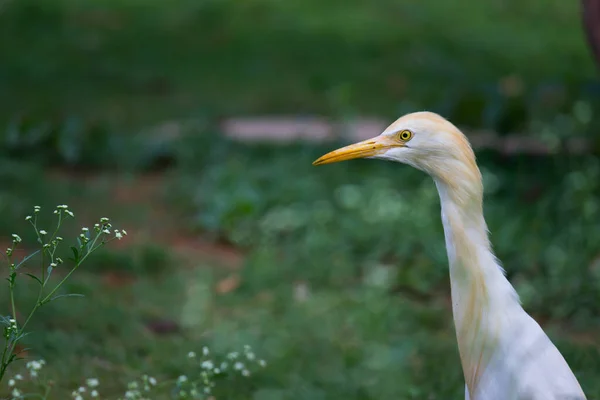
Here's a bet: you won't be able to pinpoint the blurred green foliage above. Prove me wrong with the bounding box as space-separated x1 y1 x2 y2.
171 131 600 324
1 0 600 135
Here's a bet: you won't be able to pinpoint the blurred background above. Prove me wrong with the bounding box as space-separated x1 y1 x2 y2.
1 0 600 398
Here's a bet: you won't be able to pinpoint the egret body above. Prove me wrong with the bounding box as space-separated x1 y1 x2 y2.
313 112 586 400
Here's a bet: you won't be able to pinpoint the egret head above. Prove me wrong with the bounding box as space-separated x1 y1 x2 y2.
313 112 481 194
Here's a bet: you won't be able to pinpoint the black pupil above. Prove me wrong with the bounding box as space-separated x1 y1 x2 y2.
402 132 409 139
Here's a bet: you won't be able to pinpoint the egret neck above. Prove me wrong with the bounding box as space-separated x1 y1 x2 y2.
433 173 520 395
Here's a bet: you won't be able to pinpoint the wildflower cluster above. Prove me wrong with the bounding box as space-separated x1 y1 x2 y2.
173 344 268 399
6 234 22 259
25 359 45 378
71 377 101 400
87 217 127 242
3 318 17 340
6 359 46 399
115 344 268 399
7 373 24 399
119 374 157 400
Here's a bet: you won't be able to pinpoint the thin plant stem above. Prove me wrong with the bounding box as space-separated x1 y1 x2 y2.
10 288 16 330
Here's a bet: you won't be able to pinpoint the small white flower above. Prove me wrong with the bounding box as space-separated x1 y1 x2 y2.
12 388 21 398
86 378 99 387
90 390 99 398
242 369 250 377
213 368 220 374
227 351 239 359
8 379 15 386
25 216 32 221
30 370 38 378
204 387 211 394
14 374 23 380
122 229 128 236
127 381 138 390
102 229 110 235
187 351 196 358
56 236 63 241
124 390 136 399
220 361 228 370
201 360 214 370
246 352 256 360
27 360 43 370
50 263 57 268
234 361 244 370
39 230 47 235
34 206 41 212
177 375 188 383
148 376 157 386
11 234 21 243
82 227 89 232
75 395 84 400
115 231 123 240
258 359 267 367
100 217 110 223
66 210 74 217
202 346 209 356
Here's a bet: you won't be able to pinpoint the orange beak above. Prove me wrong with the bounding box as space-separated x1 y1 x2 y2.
312 136 403 166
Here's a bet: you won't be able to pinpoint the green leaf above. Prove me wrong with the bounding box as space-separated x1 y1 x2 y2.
45 266 54 284
15 249 41 269
47 293 85 303
25 273 43 286
70 246 79 263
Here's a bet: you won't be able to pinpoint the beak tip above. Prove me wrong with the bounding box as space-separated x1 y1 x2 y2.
312 157 325 166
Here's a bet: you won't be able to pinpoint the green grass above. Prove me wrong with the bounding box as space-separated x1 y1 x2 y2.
2 249 598 399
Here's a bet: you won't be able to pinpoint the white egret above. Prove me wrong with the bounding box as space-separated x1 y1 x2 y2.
313 112 586 400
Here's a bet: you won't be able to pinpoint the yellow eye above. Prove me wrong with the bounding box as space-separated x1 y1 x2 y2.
398 130 413 141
